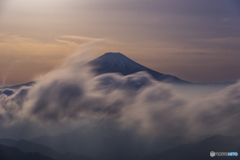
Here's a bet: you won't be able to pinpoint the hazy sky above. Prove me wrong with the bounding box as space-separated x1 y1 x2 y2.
0 0 240 85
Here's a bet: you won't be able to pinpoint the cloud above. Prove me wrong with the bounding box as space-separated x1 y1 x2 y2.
0 34 100 85
1 46 240 144
0 0 7 13
57 35 100 41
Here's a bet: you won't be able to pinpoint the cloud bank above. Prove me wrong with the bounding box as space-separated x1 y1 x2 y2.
0 48 240 142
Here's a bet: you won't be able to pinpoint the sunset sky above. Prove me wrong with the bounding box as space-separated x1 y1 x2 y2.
0 0 240 85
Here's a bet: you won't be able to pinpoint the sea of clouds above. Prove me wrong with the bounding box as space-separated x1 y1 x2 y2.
0 45 240 146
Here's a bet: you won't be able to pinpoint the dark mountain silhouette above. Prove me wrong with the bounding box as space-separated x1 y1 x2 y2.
142 135 240 160
0 82 35 90
87 52 190 84
31 125 153 160
30 132 240 160
30 125 194 160
3 134 240 160
0 144 54 160
0 89 15 96
0 82 35 96
0 139 93 160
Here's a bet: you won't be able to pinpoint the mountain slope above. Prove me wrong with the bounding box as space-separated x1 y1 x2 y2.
142 135 240 160
0 144 54 160
31 125 151 160
87 52 189 84
0 82 35 90
0 139 93 160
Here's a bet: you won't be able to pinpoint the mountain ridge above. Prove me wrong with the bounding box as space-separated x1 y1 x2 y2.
0 144 54 160
142 135 240 160
0 139 93 160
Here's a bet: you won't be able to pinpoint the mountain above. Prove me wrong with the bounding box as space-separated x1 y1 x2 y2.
31 125 152 160
0 144 54 160
0 82 35 96
30 130 240 160
0 82 35 90
30 125 192 160
0 89 15 96
0 52 189 94
0 139 93 160
87 52 189 84
142 135 240 160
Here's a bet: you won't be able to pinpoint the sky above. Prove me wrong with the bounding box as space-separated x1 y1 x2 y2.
0 0 240 85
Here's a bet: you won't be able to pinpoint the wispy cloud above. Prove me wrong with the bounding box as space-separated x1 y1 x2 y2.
0 34 101 85
57 35 100 41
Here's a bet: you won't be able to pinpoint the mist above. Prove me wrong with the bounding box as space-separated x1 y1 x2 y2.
0 46 239 156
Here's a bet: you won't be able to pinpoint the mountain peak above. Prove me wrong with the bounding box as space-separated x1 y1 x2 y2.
103 52 124 56
88 52 143 72
87 52 190 84
96 52 131 63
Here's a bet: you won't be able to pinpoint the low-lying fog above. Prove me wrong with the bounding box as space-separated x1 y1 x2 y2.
0 47 239 157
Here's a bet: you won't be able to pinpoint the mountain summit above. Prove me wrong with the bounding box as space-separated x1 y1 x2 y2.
87 52 189 84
